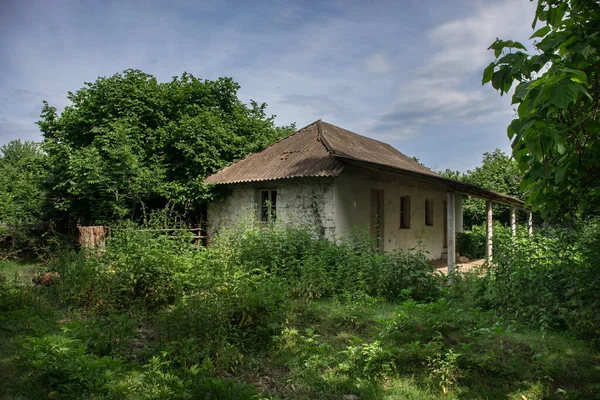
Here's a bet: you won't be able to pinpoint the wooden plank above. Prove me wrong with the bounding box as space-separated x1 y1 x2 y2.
447 192 456 275
528 211 533 236
110 227 203 232
486 201 493 261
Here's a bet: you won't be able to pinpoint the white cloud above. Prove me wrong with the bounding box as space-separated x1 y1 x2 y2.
425 0 536 73
369 0 536 141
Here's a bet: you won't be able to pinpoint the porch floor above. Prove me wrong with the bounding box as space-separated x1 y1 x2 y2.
429 258 486 275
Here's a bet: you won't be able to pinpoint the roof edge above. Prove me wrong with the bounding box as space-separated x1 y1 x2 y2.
333 154 525 207
205 119 325 184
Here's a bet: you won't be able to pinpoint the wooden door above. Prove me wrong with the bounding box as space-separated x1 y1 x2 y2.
370 189 384 250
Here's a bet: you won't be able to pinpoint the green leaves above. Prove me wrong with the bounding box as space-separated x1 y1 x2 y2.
483 0 600 215
38 70 295 224
491 68 514 94
549 80 580 109
482 62 495 85
530 25 550 39
488 39 527 58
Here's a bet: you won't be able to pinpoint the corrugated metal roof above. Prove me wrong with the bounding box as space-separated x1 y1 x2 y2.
204 120 437 185
318 121 440 178
204 121 344 184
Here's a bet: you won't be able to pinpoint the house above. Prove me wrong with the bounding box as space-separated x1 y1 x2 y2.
204 120 526 270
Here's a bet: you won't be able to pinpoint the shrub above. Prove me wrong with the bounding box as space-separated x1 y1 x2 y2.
18 335 124 397
50 221 203 311
457 225 486 259
482 224 600 340
154 271 290 357
212 223 441 302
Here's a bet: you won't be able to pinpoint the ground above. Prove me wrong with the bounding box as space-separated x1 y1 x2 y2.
1 260 599 399
430 258 486 275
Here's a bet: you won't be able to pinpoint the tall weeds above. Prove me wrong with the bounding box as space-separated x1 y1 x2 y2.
482 222 600 341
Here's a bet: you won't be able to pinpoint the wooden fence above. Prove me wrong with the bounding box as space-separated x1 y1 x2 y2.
78 226 208 249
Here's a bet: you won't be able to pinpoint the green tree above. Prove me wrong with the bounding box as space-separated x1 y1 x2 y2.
483 0 600 216
462 149 523 227
0 140 46 226
439 149 523 228
38 70 294 224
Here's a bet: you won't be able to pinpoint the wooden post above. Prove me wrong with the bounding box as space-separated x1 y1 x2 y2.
528 211 533 236
447 192 456 274
486 201 493 261
510 206 517 237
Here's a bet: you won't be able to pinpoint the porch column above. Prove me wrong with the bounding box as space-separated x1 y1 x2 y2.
510 206 517 237
455 195 463 233
486 200 493 261
447 192 456 274
528 211 533 236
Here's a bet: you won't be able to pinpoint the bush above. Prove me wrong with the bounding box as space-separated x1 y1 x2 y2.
457 225 486 259
50 221 202 311
482 224 600 340
18 334 262 399
154 271 290 357
457 223 511 260
212 224 441 302
19 335 124 397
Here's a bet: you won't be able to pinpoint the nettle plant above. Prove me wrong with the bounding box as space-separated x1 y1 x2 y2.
483 0 600 214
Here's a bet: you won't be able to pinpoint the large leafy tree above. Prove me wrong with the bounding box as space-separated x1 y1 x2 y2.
0 140 46 226
483 0 600 215
38 70 294 224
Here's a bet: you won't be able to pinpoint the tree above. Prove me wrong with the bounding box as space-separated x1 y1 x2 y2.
483 0 600 216
439 149 523 228
38 70 294 224
0 140 46 226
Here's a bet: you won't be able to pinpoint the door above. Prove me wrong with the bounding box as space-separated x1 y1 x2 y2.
370 189 384 250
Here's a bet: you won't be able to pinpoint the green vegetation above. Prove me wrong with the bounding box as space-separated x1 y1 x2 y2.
1 2 599 398
0 141 47 254
483 0 600 215
440 149 524 228
1 223 599 399
36 70 294 225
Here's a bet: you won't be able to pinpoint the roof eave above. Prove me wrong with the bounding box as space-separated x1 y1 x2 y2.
333 155 525 208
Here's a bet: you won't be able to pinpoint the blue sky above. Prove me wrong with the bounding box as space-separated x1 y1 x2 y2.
0 0 537 171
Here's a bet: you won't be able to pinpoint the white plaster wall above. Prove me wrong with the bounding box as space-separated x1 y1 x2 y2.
333 167 449 259
207 178 336 239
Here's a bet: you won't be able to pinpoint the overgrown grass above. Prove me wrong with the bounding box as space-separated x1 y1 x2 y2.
1 222 599 399
483 222 600 342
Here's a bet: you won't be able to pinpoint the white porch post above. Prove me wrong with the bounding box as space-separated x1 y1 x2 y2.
510 206 517 237
455 195 463 233
447 192 456 274
528 211 533 236
486 200 493 261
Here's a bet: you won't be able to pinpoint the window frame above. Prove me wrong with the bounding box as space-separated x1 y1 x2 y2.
399 195 411 229
258 189 277 223
425 198 434 226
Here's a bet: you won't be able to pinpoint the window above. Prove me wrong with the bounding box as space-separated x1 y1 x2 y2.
258 189 277 222
425 198 434 226
400 195 411 229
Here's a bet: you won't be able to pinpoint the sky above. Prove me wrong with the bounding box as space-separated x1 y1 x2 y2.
0 0 538 172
